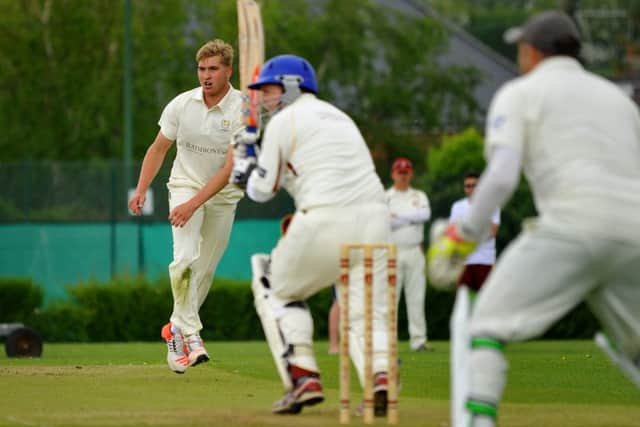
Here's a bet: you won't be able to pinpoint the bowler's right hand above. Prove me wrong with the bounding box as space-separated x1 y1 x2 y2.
128 191 145 216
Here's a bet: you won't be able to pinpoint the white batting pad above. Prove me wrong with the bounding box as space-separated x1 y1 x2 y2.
251 254 293 390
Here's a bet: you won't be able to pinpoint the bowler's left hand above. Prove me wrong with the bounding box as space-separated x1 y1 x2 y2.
169 201 197 227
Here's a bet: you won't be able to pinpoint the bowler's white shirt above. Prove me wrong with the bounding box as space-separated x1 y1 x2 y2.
450 198 499 265
248 94 385 209
159 85 244 203
385 187 430 247
485 57 640 238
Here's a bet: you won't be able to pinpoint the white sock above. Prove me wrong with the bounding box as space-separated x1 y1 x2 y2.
171 324 180 336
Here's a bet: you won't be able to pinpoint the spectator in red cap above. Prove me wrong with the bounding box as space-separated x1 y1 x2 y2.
385 157 433 351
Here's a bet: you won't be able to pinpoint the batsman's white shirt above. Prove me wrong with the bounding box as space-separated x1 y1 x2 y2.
159 86 244 204
450 198 500 265
249 94 384 209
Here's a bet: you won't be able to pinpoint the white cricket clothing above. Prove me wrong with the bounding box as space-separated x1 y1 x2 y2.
483 57 640 240
385 187 430 248
168 188 237 336
247 93 392 387
247 94 385 209
395 245 428 349
385 186 430 349
467 56 640 412
450 198 499 265
158 85 243 335
159 85 244 204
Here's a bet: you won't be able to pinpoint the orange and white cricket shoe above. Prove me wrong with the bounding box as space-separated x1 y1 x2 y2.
185 334 210 367
161 322 189 374
272 366 324 414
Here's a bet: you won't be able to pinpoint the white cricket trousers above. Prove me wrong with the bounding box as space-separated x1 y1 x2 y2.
396 245 427 350
168 187 237 336
269 203 393 385
469 222 640 404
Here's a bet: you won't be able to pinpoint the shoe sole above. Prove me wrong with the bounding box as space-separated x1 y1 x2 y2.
190 353 210 367
273 402 303 415
297 392 324 407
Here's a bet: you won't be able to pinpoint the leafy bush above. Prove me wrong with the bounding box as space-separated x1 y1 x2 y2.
2 275 601 342
30 301 92 342
0 277 43 323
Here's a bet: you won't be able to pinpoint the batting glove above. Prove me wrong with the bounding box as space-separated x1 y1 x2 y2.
426 219 477 291
230 128 260 188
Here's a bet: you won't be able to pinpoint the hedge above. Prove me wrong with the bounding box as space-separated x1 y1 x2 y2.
0 277 43 323
0 276 600 342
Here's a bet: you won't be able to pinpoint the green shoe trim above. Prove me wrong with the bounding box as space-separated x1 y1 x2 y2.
466 399 497 418
471 337 504 351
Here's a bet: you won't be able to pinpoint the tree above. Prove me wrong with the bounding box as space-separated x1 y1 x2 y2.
422 127 536 251
0 0 480 165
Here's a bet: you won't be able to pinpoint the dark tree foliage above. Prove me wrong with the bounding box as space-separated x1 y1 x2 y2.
0 0 480 164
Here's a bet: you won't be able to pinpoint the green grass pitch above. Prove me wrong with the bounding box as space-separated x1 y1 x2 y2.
1 340 638 426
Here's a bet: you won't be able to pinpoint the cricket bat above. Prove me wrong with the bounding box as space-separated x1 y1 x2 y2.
237 0 264 133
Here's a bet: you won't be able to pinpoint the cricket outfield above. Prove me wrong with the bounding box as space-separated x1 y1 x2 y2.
0 340 638 427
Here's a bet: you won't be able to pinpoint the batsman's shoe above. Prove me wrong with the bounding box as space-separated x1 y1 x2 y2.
161 322 189 374
272 375 324 414
374 372 389 417
354 372 391 418
185 334 210 367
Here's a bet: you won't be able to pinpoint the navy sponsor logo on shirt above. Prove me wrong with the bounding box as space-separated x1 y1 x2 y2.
490 115 506 130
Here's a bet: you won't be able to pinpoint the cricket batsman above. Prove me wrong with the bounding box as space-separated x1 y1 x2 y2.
230 54 394 416
428 10 640 427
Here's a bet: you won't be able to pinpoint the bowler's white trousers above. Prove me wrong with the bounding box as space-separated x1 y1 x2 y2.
168 187 237 336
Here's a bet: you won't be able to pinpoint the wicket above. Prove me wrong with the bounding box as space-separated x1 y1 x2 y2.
339 243 398 424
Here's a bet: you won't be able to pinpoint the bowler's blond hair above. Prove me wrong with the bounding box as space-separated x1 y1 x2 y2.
196 39 234 66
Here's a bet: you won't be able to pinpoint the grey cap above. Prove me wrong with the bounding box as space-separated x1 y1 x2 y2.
504 10 581 53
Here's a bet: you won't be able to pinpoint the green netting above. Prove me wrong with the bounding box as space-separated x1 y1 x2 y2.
1 160 295 222
0 220 281 302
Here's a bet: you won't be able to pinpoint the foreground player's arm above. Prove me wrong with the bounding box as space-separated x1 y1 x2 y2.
169 148 234 227
459 81 525 241
129 131 174 215
459 146 521 240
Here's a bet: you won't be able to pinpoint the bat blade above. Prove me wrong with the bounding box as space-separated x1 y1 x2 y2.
237 0 264 131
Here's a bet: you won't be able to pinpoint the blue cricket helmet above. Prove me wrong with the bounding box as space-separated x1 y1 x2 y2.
248 54 318 94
